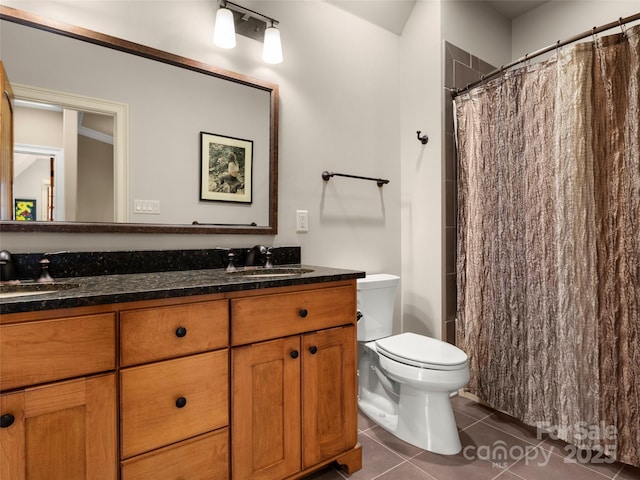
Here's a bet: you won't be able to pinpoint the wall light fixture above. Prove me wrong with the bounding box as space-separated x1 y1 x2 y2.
213 0 283 64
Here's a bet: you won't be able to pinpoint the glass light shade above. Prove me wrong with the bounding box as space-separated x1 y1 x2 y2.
262 26 283 64
213 8 236 49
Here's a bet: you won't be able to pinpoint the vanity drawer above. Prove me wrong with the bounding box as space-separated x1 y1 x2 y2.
120 300 228 366
120 349 229 458
121 428 228 480
231 285 356 345
0 313 116 391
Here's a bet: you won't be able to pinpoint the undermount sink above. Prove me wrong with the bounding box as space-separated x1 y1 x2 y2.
0 282 80 299
226 267 314 278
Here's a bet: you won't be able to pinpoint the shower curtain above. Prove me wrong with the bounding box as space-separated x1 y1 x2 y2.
455 25 639 467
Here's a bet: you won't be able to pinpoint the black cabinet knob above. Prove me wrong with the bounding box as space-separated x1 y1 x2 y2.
175 327 187 338
0 414 15 428
299 308 308 318
309 345 318 354
290 350 299 359
175 397 187 408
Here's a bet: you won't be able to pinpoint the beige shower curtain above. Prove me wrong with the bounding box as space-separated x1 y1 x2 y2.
455 25 639 467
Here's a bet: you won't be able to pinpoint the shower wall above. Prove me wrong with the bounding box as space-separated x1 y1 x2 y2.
442 41 495 345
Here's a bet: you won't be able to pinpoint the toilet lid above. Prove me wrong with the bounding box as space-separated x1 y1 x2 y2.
375 332 468 371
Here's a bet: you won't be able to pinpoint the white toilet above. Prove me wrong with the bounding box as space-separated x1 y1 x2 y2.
357 274 470 455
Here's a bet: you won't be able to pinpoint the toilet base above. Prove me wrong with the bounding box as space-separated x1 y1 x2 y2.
358 386 462 455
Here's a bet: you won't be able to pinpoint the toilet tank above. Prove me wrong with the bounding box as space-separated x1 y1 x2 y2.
356 274 399 341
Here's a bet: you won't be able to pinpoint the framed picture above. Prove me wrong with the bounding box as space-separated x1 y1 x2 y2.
14 198 37 221
200 132 253 203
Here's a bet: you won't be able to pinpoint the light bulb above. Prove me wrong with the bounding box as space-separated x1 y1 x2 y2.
213 8 236 49
263 26 283 64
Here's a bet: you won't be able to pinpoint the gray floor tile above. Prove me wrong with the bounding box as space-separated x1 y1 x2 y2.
304 466 348 480
358 411 378 432
481 411 543 446
451 395 495 421
315 399 639 480
363 425 424 460
616 464 640 479
341 432 405 479
377 461 438 479
409 421 536 480
493 471 528 479
507 446 617 480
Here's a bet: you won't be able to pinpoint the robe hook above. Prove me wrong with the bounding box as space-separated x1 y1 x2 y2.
416 131 429 145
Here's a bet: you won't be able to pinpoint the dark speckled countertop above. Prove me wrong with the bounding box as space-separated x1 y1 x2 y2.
0 265 365 314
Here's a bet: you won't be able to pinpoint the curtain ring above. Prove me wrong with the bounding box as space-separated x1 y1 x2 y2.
592 26 598 44
618 17 627 37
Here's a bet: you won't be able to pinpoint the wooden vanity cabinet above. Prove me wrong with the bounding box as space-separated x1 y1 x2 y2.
0 278 361 479
118 299 229 479
0 312 118 480
230 283 361 480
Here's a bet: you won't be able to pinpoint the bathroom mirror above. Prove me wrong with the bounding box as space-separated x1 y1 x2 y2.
0 6 278 234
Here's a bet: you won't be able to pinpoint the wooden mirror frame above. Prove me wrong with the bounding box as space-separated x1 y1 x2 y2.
0 6 278 235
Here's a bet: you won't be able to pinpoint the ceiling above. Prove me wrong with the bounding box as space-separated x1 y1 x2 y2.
325 0 549 35
486 1 549 19
325 0 417 36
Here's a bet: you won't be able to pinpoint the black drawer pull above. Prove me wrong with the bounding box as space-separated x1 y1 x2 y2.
0 414 15 428
298 308 308 318
309 346 318 354
175 327 187 338
290 350 299 359
175 397 187 408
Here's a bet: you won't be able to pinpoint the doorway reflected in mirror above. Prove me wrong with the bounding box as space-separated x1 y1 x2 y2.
14 100 114 223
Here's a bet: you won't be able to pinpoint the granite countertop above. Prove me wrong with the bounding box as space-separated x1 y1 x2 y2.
0 265 366 314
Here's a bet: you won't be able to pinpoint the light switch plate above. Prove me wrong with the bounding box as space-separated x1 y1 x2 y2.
134 199 160 215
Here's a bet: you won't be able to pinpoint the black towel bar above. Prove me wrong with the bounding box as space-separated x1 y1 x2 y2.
321 171 389 187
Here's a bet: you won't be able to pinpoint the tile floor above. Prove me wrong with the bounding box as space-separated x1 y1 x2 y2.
306 396 640 480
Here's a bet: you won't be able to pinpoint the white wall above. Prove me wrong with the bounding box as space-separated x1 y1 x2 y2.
397 0 511 339
0 0 401 279
399 0 443 337
14 107 63 147
77 135 114 223
512 1 640 59
2 0 636 340
442 0 511 68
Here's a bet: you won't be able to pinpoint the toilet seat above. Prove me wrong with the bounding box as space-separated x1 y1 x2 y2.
375 332 468 371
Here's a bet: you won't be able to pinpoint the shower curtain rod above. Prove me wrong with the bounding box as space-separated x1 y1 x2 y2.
452 12 640 97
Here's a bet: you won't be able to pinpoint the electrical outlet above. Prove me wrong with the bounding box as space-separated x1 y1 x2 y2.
296 210 309 233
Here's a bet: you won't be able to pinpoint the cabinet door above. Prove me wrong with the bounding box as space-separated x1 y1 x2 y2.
302 326 357 469
232 337 301 480
0 374 117 480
